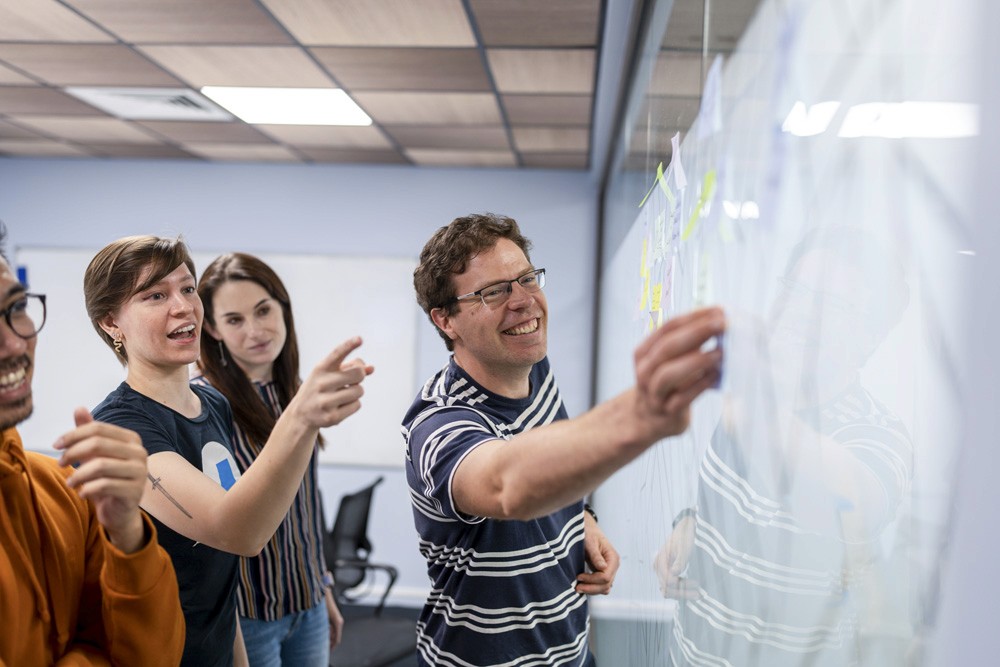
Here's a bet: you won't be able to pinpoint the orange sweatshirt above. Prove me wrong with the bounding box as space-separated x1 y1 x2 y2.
0 428 185 666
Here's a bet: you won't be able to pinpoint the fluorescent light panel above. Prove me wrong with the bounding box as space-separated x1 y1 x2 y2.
200 87 372 126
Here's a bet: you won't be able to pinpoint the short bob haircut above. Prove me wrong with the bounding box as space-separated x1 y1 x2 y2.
84 235 196 366
413 213 532 351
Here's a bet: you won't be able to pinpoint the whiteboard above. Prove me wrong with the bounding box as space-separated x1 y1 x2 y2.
15 247 418 468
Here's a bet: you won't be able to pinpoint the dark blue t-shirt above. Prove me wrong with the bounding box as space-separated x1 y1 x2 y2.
403 357 594 667
94 381 240 667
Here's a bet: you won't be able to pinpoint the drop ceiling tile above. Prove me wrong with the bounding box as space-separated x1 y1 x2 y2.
503 94 591 125
298 146 408 164
386 125 509 150
0 139 90 157
262 0 475 47
0 119 45 139
649 51 704 97
0 0 113 42
136 120 271 144
470 0 600 47
86 142 197 159
0 86 106 115
0 62 34 85
488 49 595 94
8 116 160 143
353 92 501 125
182 142 299 161
67 0 292 44
311 47 490 91
256 123 391 148
139 46 331 88
513 127 589 152
0 45 182 86
405 148 515 167
521 152 589 169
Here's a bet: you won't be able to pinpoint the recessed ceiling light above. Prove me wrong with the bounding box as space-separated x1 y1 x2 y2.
200 87 372 126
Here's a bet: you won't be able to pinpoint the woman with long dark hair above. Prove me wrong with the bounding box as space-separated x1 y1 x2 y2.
193 252 344 665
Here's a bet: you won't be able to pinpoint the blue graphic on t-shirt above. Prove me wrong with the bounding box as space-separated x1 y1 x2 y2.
216 460 236 490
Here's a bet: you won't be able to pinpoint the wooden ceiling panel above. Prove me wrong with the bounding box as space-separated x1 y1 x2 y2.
353 92 501 125
0 119 45 139
86 142 196 159
0 44 182 86
256 123 391 148
0 0 113 42
139 46 330 88
406 148 516 167
136 120 271 144
8 116 160 143
488 49 595 94
297 146 408 164
649 51 705 97
182 142 299 161
470 0 600 47
262 0 475 47
0 139 89 156
386 125 509 150
67 0 293 45
0 62 34 85
513 127 589 152
311 47 490 91
503 94 592 126
521 152 589 169
0 86 106 115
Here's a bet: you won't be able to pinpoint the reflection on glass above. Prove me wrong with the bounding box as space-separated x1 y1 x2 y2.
656 228 914 666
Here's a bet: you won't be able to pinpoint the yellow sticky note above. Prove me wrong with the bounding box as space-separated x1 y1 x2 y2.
640 275 650 310
682 169 717 241
640 238 648 278
651 283 663 311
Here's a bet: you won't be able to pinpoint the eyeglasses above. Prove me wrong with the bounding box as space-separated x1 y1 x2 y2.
1 293 47 339
451 268 546 308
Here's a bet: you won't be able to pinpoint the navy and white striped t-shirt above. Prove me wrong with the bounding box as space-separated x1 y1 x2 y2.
402 356 594 667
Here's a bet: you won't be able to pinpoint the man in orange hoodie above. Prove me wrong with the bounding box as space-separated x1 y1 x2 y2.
0 225 185 667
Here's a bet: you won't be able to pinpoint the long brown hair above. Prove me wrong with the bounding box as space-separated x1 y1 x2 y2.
197 253 314 449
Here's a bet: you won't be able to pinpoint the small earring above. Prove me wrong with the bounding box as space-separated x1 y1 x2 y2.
113 335 124 356
218 339 228 367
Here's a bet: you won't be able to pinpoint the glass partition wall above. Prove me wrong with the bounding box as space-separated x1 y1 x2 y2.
592 0 976 665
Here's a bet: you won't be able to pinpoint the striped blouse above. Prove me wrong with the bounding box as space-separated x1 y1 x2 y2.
191 375 327 620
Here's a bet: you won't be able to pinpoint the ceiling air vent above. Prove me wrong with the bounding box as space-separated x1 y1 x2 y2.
64 87 234 121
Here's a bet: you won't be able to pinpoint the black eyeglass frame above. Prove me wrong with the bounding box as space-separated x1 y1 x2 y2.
447 268 547 308
1 292 47 339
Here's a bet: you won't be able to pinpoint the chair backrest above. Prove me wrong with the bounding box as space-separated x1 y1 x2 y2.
324 476 384 596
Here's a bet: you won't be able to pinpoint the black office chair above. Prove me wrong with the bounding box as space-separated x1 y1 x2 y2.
324 476 399 616
324 477 417 667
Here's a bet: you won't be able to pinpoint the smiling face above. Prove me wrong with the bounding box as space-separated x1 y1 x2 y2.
431 238 548 397
0 259 35 430
206 279 286 383
102 263 203 374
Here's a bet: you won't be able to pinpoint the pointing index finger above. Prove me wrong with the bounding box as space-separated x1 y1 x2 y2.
318 336 363 371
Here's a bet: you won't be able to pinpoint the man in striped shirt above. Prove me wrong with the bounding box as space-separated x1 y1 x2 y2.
404 213 725 666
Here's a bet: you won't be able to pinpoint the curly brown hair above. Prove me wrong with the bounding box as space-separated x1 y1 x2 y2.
414 213 532 351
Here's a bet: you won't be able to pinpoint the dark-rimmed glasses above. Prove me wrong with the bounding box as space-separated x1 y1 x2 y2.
1 293 47 339
450 268 546 308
